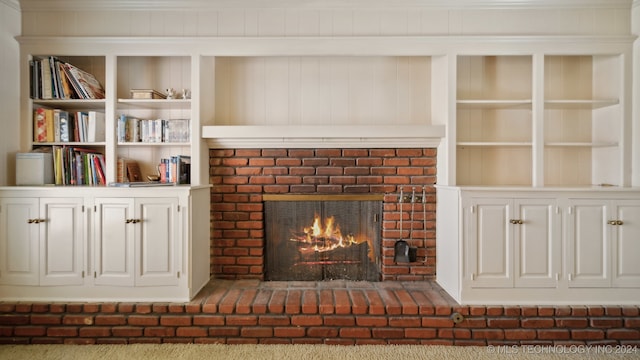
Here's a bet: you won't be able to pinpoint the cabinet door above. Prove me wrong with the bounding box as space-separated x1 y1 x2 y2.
135 198 179 286
466 198 513 287
612 200 640 287
39 198 85 286
514 199 559 288
566 199 610 287
94 198 135 286
0 198 39 286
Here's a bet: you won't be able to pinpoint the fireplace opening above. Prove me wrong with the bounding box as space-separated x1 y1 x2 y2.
264 195 382 281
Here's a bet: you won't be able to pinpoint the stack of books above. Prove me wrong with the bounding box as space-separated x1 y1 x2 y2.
117 115 190 143
30 56 105 100
33 108 105 143
52 146 105 185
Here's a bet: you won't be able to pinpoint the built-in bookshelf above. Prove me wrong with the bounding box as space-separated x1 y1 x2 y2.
455 53 626 187
456 55 533 186
116 56 192 183
24 54 196 186
29 55 107 185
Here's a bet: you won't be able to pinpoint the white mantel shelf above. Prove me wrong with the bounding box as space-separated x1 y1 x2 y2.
202 125 445 149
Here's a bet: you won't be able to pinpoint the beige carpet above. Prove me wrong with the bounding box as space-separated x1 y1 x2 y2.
1 344 638 360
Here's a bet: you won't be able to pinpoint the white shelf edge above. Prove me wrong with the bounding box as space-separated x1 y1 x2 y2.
545 142 619 148
544 99 619 109
202 125 445 139
202 125 445 149
117 99 191 109
457 142 532 147
457 99 532 109
33 142 106 146
117 142 191 146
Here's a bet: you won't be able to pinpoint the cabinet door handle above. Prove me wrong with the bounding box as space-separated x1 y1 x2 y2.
616 220 624 226
126 219 141 224
608 220 618 226
28 218 46 224
510 219 523 225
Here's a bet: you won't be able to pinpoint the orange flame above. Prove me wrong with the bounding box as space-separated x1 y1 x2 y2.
294 213 373 261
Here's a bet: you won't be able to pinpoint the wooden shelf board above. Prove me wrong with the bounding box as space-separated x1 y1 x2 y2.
544 99 619 109
117 99 191 109
456 99 532 109
545 142 618 148
457 142 532 147
32 99 106 110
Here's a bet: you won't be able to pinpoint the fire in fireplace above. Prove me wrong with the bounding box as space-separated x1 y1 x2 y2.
264 195 382 281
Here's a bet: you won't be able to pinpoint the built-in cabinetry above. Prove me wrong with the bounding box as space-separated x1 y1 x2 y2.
0 197 84 287
437 187 640 305
2 38 213 301
439 40 638 304
0 186 210 301
94 197 179 287
7 35 638 304
455 54 626 187
566 198 640 289
465 196 560 289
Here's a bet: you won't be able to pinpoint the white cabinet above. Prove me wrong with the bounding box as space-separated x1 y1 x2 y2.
466 196 559 289
566 198 640 288
94 197 179 287
0 187 210 301
0 197 84 286
0 198 39 285
437 187 640 305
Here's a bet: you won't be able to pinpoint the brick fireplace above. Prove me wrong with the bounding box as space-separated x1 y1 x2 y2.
209 148 437 281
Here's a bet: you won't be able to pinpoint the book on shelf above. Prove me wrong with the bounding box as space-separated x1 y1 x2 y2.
116 158 145 183
117 115 190 143
63 62 105 99
130 89 167 99
30 56 105 100
33 108 105 143
126 161 143 182
52 146 105 186
33 108 47 142
159 155 190 184
108 181 175 187
87 111 105 142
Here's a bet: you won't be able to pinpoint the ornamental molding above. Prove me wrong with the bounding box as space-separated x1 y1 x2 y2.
18 0 635 12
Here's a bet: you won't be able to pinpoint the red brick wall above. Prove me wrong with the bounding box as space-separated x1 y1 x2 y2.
209 148 437 281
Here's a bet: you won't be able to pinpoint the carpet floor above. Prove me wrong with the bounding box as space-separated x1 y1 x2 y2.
1 344 638 360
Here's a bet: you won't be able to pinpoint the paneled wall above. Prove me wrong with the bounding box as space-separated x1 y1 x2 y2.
0 0 20 186
18 0 632 37
214 56 431 126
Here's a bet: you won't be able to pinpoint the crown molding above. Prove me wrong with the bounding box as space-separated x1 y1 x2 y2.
1 0 20 11
18 0 635 12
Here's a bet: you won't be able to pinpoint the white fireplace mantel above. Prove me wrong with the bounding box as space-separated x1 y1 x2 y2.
202 125 445 149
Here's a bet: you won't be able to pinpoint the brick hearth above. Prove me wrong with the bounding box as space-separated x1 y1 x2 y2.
209 148 437 281
1 280 639 345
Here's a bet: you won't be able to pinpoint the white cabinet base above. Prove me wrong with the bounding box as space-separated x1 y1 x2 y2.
437 186 640 305
0 186 211 302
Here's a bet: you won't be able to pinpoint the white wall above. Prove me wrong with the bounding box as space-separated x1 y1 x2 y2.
19 0 632 37
633 0 640 185
0 0 20 186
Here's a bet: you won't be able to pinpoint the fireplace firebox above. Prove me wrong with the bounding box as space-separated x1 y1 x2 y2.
264 195 382 281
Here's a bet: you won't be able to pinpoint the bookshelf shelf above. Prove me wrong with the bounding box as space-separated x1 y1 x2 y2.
117 99 191 110
32 99 106 110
